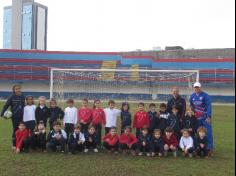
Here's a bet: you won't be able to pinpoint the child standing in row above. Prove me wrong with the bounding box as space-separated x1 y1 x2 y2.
49 98 64 130
78 98 92 134
181 109 198 137
133 102 150 138
35 96 50 127
64 99 78 138
167 106 181 140
91 100 106 147
158 103 169 135
120 102 132 134
148 103 159 134
104 100 121 134
23 95 36 132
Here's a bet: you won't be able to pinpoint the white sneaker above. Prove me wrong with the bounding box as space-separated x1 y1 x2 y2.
146 153 151 157
138 152 143 156
94 148 98 153
84 149 89 153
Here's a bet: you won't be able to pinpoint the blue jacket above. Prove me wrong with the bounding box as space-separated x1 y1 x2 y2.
84 132 99 144
120 111 132 128
1 94 25 119
138 134 151 146
190 91 212 119
49 107 64 123
148 111 159 131
167 95 186 118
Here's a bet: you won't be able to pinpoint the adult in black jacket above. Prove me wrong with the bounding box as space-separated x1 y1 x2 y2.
0 85 25 148
167 87 186 119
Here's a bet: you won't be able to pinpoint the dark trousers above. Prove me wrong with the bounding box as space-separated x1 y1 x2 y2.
196 147 208 157
68 143 85 154
103 141 119 151
46 139 66 152
94 124 102 147
185 147 194 154
85 141 97 149
105 127 111 135
25 120 36 132
135 128 142 138
120 143 137 151
20 138 30 152
151 144 164 153
138 142 150 153
30 133 46 150
80 123 89 134
12 116 23 146
64 123 74 138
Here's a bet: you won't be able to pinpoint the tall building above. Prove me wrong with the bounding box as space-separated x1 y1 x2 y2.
3 0 47 50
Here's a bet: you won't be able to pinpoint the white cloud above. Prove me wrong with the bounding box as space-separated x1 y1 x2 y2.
0 0 235 51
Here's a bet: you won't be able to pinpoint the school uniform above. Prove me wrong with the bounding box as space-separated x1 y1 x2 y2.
78 107 92 133
150 137 164 154
91 108 106 147
46 129 67 152
35 105 50 126
167 114 181 140
68 132 85 154
15 128 30 152
102 133 119 151
30 130 46 150
148 111 159 134
49 107 64 130
104 108 121 134
1 93 25 146
158 111 169 135
179 136 194 154
120 111 132 134
133 111 150 137
119 132 138 151
64 107 78 137
195 135 208 157
84 132 99 150
181 115 198 137
23 105 36 132
137 134 151 153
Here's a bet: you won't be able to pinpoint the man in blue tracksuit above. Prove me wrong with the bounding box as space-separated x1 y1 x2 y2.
1 85 25 149
189 82 213 155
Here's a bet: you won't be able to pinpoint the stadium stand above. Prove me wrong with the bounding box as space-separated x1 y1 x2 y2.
0 49 235 103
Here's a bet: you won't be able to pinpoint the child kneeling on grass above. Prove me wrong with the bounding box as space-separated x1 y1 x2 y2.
15 122 30 153
102 126 119 154
46 121 67 153
163 127 178 157
30 121 46 152
68 124 85 154
119 126 138 156
195 126 209 159
150 129 164 157
84 125 99 153
179 129 194 158
137 126 151 157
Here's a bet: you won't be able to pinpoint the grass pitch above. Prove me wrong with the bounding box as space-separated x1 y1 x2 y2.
0 102 235 176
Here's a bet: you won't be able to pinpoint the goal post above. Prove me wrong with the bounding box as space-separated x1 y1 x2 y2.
50 68 199 106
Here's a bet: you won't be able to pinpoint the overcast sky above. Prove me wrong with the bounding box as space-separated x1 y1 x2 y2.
0 0 235 52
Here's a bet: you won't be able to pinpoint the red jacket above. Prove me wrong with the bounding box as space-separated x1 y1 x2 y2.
133 111 150 128
119 132 138 145
15 129 30 149
102 133 119 146
78 107 92 124
91 108 106 125
163 134 178 147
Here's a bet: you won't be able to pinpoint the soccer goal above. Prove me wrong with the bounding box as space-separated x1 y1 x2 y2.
50 68 199 107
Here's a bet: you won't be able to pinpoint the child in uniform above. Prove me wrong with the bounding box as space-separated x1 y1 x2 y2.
35 96 50 127
68 125 85 154
102 126 119 154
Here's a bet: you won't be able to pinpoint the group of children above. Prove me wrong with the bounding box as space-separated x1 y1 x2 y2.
11 95 210 159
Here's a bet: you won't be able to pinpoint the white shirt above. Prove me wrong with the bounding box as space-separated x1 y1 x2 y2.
64 107 78 125
23 105 36 122
104 108 121 127
179 136 193 149
73 132 85 142
52 129 67 139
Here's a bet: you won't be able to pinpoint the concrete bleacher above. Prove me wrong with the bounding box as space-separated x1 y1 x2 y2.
0 49 235 103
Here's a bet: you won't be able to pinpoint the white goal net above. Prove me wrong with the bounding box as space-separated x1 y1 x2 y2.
50 68 199 107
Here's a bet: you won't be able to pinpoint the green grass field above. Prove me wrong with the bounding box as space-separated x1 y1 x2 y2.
0 102 235 176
